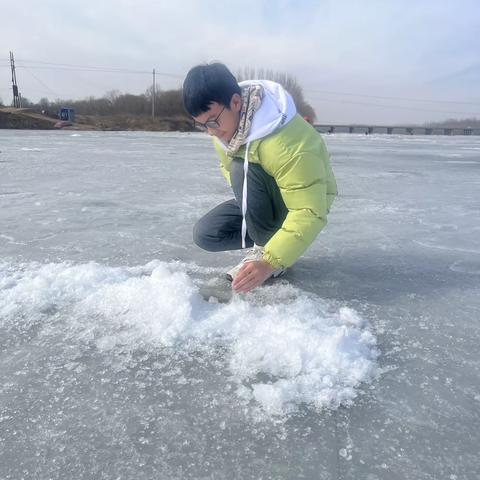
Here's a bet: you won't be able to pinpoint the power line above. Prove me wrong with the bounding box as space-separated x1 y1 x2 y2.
19 64 151 74
305 88 480 107
4 58 479 116
21 65 60 98
18 58 151 70
312 97 479 116
2 87 54 95
16 65 153 75
15 59 183 78
7 59 479 104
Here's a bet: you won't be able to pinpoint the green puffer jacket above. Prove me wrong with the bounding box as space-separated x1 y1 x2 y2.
213 114 337 270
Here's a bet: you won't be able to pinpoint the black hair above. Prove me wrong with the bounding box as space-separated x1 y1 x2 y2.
182 63 241 116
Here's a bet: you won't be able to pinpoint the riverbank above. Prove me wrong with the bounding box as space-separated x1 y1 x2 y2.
0 108 194 131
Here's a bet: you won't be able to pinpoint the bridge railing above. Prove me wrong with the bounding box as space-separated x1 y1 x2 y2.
313 125 480 136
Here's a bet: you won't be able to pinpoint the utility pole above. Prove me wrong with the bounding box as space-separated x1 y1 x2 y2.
152 68 156 119
10 51 21 108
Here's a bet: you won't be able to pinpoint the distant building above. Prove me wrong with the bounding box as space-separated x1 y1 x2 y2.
59 107 75 123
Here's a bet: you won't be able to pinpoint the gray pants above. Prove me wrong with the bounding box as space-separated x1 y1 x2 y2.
193 159 288 252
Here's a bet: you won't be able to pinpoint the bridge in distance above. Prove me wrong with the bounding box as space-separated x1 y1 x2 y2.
314 124 480 136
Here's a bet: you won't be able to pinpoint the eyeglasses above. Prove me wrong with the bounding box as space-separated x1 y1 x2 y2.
193 106 226 131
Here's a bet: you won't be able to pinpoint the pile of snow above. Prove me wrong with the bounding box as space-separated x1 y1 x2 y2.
0 260 379 415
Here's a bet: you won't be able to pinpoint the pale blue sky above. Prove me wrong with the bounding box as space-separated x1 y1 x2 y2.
1 0 479 123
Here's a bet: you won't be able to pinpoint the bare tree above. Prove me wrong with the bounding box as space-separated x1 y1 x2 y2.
24 70 315 121
236 67 316 120
104 90 121 107
156 89 184 117
426 117 480 128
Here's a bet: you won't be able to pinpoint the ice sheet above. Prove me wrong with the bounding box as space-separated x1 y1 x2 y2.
0 130 479 479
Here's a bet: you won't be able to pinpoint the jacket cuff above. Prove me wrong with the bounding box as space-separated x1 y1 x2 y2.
262 251 285 270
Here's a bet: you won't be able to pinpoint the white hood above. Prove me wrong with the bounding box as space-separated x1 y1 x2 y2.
238 79 297 144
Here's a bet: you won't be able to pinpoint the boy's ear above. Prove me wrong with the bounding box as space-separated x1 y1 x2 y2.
230 93 242 112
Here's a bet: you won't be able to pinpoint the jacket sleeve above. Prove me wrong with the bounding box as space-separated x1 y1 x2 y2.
262 149 329 269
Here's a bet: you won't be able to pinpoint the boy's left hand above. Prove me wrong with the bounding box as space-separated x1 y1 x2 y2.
232 260 274 293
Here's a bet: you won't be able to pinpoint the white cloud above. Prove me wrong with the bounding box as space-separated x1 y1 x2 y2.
1 0 479 123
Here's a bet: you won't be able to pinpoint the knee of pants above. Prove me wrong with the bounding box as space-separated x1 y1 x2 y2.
193 219 208 250
193 218 218 252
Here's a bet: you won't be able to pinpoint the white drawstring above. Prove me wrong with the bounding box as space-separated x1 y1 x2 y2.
241 143 250 249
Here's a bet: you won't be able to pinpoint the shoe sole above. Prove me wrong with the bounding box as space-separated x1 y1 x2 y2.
272 269 286 278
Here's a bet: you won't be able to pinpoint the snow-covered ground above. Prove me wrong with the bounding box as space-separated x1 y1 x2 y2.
1 130 479 479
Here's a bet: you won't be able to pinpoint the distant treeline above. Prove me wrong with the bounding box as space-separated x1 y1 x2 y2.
425 118 480 128
2 69 316 120
23 89 184 118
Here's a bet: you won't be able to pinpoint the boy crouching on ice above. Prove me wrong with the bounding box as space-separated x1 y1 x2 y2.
183 63 337 293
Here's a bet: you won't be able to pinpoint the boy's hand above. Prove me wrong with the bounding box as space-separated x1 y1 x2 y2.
232 260 274 294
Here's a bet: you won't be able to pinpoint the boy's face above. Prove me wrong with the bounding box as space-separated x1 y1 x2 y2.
193 94 241 145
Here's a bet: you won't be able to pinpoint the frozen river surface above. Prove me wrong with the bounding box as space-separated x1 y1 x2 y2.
1 130 479 479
